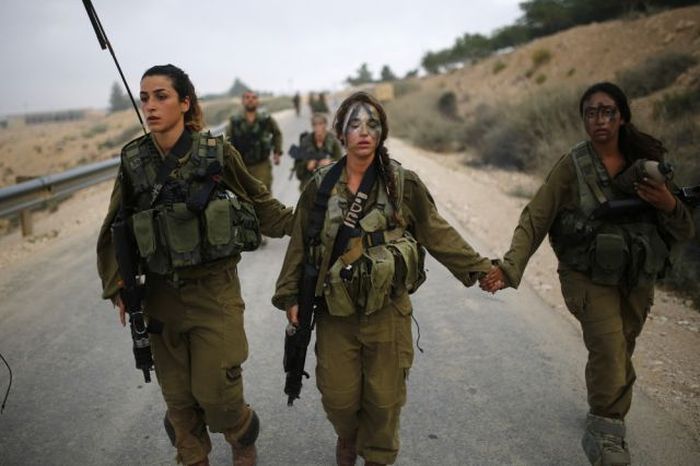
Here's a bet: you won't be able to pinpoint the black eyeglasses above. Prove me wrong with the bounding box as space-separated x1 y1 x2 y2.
583 106 618 122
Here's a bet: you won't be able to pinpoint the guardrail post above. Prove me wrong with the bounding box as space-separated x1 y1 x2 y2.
16 175 36 237
20 209 33 237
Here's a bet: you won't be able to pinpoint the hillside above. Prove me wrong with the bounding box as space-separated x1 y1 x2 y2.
424 5 700 121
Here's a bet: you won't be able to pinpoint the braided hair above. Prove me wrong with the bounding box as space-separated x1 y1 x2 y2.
142 64 204 132
333 92 403 224
579 82 666 162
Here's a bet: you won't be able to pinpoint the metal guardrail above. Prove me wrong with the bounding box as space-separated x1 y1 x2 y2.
0 123 227 235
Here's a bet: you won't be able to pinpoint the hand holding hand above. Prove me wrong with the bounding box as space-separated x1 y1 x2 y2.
479 266 506 294
635 177 676 214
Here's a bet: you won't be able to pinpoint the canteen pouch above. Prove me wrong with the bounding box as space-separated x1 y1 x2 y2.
388 234 426 294
160 202 202 268
131 209 157 259
230 196 261 251
204 198 239 260
323 257 357 317
629 227 669 287
590 233 627 286
362 245 395 315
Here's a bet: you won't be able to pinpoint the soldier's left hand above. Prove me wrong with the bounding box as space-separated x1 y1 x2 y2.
273 152 281 165
635 177 676 214
479 265 505 294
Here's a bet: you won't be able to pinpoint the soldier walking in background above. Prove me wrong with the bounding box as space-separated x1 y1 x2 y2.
293 91 301 117
292 112 342 191
227 90 283 192
480 82 695 466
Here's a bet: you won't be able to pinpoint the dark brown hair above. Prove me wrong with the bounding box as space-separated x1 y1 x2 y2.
579 81 666 162
333 92 402 223
142 64 204 132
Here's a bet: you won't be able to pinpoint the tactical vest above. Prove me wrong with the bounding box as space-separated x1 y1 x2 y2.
549 141 669 289
229 114 274 166
301 133 336 158
310 161 426 317
121 132 261 276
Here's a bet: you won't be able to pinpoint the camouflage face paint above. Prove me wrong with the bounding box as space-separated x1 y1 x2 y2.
342 102 382 141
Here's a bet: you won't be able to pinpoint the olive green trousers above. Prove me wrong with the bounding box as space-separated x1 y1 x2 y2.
146 266 254 464
559 269 653 419
245 159 273 192
315 294 414 465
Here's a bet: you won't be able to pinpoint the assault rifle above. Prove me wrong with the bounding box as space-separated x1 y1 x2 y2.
111 213 154 383
592 184 700 220
282 262 319 405
83 0 153 381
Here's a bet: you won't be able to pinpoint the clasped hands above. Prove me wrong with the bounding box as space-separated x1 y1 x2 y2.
479 265 506 294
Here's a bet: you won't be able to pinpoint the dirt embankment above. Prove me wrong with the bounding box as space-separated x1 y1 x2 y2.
422 6 700 118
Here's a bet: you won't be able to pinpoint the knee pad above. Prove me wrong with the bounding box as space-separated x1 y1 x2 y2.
237 410 260 446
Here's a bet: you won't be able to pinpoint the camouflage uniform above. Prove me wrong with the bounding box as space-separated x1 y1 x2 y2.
273 159 491 464
293 132 342 191
499 141 694 464
96 130 293 464
227 112 282 191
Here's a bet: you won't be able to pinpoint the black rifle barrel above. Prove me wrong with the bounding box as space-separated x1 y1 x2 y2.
82 0 146 135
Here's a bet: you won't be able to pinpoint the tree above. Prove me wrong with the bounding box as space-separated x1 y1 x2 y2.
404 69 419 79
380 65 397 82
109 82 130 113
346 63 374 86
228 78 251 97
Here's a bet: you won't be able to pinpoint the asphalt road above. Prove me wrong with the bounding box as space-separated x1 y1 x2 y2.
0 108 698 465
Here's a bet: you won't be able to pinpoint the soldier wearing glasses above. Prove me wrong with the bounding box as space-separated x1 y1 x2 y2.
480 82 695 465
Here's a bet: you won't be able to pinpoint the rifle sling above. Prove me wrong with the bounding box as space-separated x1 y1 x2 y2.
150 130 192 207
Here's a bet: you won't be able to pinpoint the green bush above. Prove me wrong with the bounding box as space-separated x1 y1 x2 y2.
653 86 700 120
99 124 142 150
531 48 552 68
616 52 697 98
437 91 460 120
385 89 468 152
535 74 547 85
82 123 108 138
394 80 421 97
492 60 507 74
465 87 583 171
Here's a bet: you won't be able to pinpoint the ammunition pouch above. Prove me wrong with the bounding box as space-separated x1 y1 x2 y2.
130 196 260 275
322 230 425 317
589 232 628 286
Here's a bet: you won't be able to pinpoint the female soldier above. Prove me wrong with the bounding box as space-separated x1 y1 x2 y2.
96 64 293 466
273 92 494 466
293 112 343 191
480 82 695 466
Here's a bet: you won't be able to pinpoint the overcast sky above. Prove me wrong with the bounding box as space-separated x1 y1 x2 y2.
0 0 522 116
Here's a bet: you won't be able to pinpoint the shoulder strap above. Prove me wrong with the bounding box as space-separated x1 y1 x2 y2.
329 160 378 265
571 142 607 215
149 131 192 207
307 158 346 246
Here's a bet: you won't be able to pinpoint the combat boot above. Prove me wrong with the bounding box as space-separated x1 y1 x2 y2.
231 442 257 466
581 413 631 466
189 459 209 466
336 435 357 466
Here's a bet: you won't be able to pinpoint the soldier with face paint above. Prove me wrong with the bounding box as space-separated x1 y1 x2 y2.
273 92 495 465
480 82 695 466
